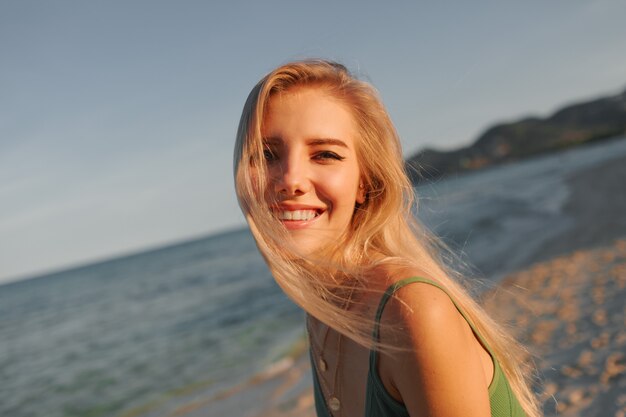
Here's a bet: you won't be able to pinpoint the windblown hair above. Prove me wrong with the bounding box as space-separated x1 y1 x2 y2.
234 59 540 417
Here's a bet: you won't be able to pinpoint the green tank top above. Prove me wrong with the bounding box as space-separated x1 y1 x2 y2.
311 277 527 417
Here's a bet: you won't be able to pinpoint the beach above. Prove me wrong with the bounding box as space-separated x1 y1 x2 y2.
202 146 626 417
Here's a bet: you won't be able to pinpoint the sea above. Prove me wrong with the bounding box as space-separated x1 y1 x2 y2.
2 137 626 417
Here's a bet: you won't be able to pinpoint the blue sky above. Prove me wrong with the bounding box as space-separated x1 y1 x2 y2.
1 1 625 284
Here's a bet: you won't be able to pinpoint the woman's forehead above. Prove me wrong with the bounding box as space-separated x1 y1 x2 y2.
261 88 357 143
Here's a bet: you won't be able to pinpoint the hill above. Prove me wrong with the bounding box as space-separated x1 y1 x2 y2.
406 87 626 182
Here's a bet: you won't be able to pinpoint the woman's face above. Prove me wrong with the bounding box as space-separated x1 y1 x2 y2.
261 87 365 255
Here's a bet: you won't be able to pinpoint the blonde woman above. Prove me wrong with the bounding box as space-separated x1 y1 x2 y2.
234 60 539 417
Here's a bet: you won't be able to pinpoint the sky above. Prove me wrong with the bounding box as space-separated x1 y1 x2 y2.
1 1 626 284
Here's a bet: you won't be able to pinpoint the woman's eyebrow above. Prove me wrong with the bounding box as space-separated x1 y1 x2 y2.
262 137 281 145
306 138 348 148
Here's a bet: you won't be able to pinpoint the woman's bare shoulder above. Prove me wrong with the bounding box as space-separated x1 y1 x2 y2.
379 271 462 337
376 268 493 416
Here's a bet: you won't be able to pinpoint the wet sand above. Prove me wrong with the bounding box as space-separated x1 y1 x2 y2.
200 150 626 417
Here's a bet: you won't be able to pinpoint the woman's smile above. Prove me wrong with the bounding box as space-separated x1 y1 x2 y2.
271 204 324 229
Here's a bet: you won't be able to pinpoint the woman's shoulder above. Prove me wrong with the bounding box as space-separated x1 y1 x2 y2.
363 264 462 340
368 264 452 312
378 269 462 333
375 268 494 415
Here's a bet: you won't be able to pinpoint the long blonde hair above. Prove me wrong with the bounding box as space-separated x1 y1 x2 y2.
234 59 539 417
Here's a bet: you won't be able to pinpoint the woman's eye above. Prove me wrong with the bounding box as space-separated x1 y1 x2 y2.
313 151 345 161
263 149 277 162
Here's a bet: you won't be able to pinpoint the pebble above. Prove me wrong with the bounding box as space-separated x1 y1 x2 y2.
568 388 586 405
591 332 610 349
577 350 594 367
601 352 626 385
593 309 608 326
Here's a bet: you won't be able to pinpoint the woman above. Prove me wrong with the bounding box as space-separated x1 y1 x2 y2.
234 60 539 417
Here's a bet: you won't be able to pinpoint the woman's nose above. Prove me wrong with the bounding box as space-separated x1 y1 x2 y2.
273 157 310 197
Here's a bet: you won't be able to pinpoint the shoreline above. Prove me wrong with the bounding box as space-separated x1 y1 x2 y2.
529 150 626 265
165 342 314 417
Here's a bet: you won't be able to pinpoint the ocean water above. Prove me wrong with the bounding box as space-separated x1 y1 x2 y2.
0 229 302 417
1 137 625 417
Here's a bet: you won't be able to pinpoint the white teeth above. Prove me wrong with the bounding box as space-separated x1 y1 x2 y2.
277 210 318 221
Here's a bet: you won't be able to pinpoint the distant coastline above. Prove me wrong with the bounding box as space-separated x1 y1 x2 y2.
407 86 626 182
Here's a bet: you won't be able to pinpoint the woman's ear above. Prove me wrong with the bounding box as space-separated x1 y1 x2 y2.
356 182 366 204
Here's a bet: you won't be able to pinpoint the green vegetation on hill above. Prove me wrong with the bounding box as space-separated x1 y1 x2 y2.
407 87 626 182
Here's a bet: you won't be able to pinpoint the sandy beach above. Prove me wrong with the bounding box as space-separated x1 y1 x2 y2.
199 147 626 417
485 238 626 416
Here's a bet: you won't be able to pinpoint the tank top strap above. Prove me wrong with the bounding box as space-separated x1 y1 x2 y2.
370 276 494 370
